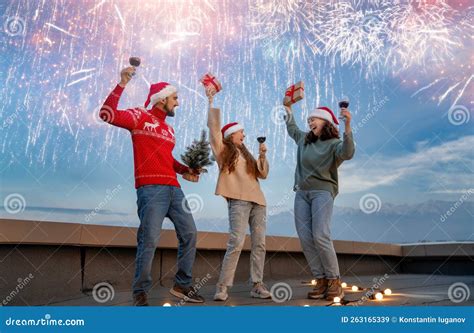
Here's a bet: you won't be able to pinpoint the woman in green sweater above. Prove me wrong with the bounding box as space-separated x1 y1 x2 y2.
284 104 355 301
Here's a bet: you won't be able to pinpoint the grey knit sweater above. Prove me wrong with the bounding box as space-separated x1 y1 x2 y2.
286 115 355 198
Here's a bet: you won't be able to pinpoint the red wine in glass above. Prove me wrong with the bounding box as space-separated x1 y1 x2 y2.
129 57 141 77
338 97 349 122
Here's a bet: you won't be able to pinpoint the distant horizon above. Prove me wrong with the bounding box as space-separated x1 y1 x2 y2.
2 197 472 244
1 196 472 216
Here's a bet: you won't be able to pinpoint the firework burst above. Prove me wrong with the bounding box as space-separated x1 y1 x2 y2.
249 0 323 62
0 0 471 170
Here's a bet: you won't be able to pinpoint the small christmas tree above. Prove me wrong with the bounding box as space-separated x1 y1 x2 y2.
180 130 214 173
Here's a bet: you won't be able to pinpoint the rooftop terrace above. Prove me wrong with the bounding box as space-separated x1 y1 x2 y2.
1 219 472 306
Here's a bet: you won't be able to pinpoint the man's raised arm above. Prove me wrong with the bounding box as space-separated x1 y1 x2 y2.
99 67 140 130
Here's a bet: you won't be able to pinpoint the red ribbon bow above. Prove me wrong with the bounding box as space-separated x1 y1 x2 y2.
285 84 304 104
202 75 220 92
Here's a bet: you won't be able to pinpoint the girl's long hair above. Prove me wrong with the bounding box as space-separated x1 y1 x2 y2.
304 122 340 145
220 136 259 179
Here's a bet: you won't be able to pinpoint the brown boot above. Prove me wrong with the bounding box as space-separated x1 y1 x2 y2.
307 278 328 299
326 278 344 301
133 292 149 306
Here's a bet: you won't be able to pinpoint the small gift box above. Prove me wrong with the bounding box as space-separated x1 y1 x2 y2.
200 73 222 94
283 81 304 106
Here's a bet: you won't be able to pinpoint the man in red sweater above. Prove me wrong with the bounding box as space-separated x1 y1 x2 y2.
100 66 204 305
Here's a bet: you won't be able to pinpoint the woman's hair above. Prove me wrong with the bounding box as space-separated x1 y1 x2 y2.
221 136 259 179
304 122 340 145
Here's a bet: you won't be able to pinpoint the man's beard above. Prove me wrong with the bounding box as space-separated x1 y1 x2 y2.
165 105 175 117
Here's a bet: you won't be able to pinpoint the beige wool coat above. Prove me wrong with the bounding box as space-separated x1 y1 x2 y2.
207 108 268 206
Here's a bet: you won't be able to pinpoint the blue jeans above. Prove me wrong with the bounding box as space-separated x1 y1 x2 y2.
132 185 197 295
217 199 267 287
294 190 340 279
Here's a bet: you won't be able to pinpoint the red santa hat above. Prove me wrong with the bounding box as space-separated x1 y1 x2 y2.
307 106 339 126
144 82 177 110
221 122 244 138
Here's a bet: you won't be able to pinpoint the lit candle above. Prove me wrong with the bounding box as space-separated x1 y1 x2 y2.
375 292 383 300
352 285 359 292
384 289 392 295
163 303 171 307
334 297 341 303
341 282 347 288
311 279 317 286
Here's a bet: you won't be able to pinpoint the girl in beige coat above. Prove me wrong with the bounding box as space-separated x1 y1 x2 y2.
206 91 271 301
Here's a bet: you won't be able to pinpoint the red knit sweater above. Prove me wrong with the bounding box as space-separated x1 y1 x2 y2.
100 84 189 188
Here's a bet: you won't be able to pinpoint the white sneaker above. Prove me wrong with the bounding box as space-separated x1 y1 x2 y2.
213 285 228 301
250 282 271 299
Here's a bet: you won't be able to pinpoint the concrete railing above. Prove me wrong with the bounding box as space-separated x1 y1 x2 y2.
0 219 472 305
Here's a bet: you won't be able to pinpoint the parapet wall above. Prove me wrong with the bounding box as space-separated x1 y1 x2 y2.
0 219 472 305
